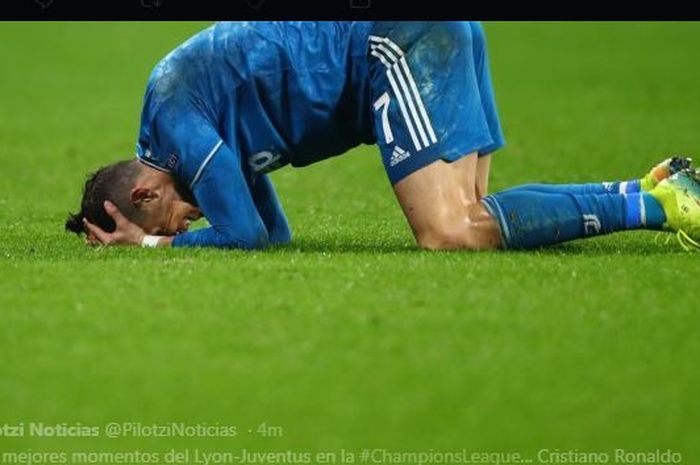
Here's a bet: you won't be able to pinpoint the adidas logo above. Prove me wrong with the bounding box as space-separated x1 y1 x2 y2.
390 146 410 167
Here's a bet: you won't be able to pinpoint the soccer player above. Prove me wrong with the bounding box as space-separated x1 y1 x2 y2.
65 21 700 251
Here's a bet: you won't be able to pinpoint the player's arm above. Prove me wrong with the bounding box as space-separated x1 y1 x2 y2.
250 173 292 245
170 141 270 249
161 169 290 248
146 105 272 249
85 142 271 249
85 104 276 249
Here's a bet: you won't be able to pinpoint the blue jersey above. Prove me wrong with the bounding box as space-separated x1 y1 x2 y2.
135 21 377 249
135 21 504 249
136 21 375 180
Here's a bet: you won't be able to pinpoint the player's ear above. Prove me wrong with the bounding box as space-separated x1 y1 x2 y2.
130 187 158 207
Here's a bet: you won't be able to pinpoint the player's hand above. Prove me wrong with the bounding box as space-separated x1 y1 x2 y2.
82 201 146 247
85 231 100 246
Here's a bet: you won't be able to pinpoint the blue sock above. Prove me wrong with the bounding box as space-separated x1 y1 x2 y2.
641 193 667 230
482 190 666 250
504 179 641 196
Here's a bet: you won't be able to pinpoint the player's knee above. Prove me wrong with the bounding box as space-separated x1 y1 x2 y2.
270 223 292 245
415 221 484 251
415 228 455 250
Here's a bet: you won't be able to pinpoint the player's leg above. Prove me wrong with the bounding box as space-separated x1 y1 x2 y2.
482 168 700 250
441 147 490 202
393 154 680 251
469 22 504 155
368 22 503 249
468 22 502 200
481 188 667 249
394 154 693 251
445 152 479 205
368 22 700 251
502 156 693 196
465 22 690 200
461 22 693 249
392 156 503 250
475 155 491 199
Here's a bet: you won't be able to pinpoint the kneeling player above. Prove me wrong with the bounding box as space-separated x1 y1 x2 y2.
66 21 700 251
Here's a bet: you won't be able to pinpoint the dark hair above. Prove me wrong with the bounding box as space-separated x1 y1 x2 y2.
65 159 145 236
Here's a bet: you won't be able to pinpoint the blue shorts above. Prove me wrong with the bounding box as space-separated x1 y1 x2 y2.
367 21 505 185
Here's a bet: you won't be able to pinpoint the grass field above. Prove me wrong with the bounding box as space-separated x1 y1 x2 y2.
1 22 699 464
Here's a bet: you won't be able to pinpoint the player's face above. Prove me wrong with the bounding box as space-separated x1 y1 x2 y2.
139 181 202 236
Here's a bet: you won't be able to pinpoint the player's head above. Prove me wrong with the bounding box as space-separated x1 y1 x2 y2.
65 159 201 237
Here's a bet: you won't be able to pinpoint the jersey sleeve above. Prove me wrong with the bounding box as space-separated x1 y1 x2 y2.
172 140 271 249
249 173 292 245
138 103 272 249
136 102 227 187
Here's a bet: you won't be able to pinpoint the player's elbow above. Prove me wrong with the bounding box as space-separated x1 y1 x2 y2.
238 236 270 250
270 232 292 246
238 231 270 250
218 225 270 250
269 223 292 245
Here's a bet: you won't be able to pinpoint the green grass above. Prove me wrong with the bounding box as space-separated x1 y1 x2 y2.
1 22 699 464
